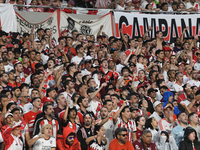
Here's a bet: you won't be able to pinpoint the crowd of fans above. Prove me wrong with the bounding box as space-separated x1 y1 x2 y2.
2 0 200 13
0 21 200 150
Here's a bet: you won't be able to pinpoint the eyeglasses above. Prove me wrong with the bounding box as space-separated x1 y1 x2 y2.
68 137 75 140
22 96 29 98
101 46 105 48
119 134 127 137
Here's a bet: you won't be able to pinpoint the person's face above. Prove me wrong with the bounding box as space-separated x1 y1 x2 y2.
29 51 35 60
105 102 112 112
78 47 84 55
2 52 8 62
178 112 188 124
77 35 84 42
138 117 146 127
158 52 164 59
12 127 20 137
49 90 57 99
5 92 11 100
58 95 66 107
14 89 21 98
8 51 14 60
66 134 75 146
43 126 52 136
142 100 148 108
131 110 137 120
9 72 15 80
168 95 173 102
100 107 108 119
149 91 156 98
111 42 117 49
20 93 29 103
33 98 42 109
111 96 119 107
6 115 14 125
191 114 199 124
108 61 115 69
172 4 177 10
164 108 172 118
188 132 196 141
131 95 138 104
69 110 76 119
151 117 158 128
33 78 40 88
0 63 4 71
137 88 145 96
122 89 128 97
155 104 163 113
97 126 105 137
102 60 108 68
118 131 127 144
84 115 92 126
85 63 92 71
142 133 152 145
122 108 131 119
2 74 9 84
48 60 55 69
72 32 78 40
177 73 183 83
82 98 88 108
31 90 39 99
45 105 54 116
170 56 176 64
138 71 144 79
16 64 23 73
22 56 29 64
0 46 6 52
13 110 21 121
157 31 163 39
192 71 198 80
22 86 29 93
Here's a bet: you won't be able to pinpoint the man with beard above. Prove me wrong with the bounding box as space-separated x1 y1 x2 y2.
77 113 95 150
77 96 95 125
173 72 184 92
74 71 82 91
96 107 114 150
187 70 200 87
113 102 137 143
62 80 75 108
1 72 12 91
174 38 183 53
109 127 134 150
32 103 60 138
13 60 24 79
29 72 41 96
7 50 15 65
2 51 13 73
71 45 84 65
81 60 92 76
57 127 81 150
166 70 176 90
11 87 21 103
188 112 200 140
54 94 67 114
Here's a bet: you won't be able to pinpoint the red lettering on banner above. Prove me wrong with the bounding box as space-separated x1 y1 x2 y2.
116 23 120 37
122 24 133 38
140 25 143 36
177 26 181 38
164 27 170 41
193 26 196 36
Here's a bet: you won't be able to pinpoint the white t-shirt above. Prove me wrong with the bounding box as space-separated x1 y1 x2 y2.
87 100 100 115
187 79 200 88
4 64 13 73
32 135 56 150
136 63 145 74
166 81 175 90
115 4 125 10
185 2 198 9
71 56 83 65
116 63 125 74
194 62 200 72
172 83 184 92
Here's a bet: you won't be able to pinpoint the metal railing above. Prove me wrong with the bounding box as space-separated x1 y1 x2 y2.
12 4 200 14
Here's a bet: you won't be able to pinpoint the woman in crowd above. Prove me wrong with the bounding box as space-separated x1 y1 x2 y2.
136 116 146 139
28 124 56 150
145 117 159 142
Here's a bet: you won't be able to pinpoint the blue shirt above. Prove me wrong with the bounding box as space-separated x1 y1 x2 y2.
171 125 185 147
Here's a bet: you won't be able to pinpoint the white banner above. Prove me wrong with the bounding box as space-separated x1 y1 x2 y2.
0 4 17 32
60 11 114 38
16 10 59 41
114 12 200 43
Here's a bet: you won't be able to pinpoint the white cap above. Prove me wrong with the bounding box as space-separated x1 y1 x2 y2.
153 101 162 108
5 113 13 119
85 56 93 61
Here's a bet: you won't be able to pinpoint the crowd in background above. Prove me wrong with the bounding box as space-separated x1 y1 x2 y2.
0 23 200 150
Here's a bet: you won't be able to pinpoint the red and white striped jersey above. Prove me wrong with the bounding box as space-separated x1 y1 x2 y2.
115 118 137 142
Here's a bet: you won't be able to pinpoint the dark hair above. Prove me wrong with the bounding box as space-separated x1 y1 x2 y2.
63 80 72 90
103 100 112 106
145 117 154 129
66 63 75 73
177 112 186 119
188 112 197 121
77 83 87 92
11 87 20 94
75 45 83 53
68 106 77 117
10 107 21 114
6 102 17 111
94 124 103 135
120 106 130 117
31 97 41 103
77 96 85 106
0 94 8 102
43 104 53 113
110 94 119 100
149 70 157 79
135 116 143 126
115 127 127 138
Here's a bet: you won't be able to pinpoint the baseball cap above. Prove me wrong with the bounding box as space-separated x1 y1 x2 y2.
13 60 21 66
92 64 100 68
163 105 173 111
12 123 21 130
137 84 145 91
87 87 96 94
148 88 158 95
5 113 13 119
153 101 163 109
43 97 53 104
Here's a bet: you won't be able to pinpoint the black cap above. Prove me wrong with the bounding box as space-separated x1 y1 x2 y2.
148 88 158 95
120 86 128 91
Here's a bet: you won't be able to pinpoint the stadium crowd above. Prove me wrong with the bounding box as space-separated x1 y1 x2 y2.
2 0 200 13
0 21 200 150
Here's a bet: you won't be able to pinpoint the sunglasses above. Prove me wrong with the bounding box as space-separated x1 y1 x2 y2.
101 46 105 48
68 137 75 140
119 134 127 137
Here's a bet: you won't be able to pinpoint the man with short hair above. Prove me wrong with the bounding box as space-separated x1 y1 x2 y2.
109 127 134 150
171 112 188 146
62 80 75 108
188 112 200 140
133 129 156 150
173 72 184 92
54 94 66 114
32 104 60 138
187 70 200 87
113 102 137 143
18 92 33 114
24 97 42 138
1 73 12 91
71 45 84 65
11 87 21 103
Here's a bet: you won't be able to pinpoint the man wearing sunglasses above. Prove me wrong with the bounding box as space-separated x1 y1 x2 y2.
57 127 81 150
109 127 134 150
